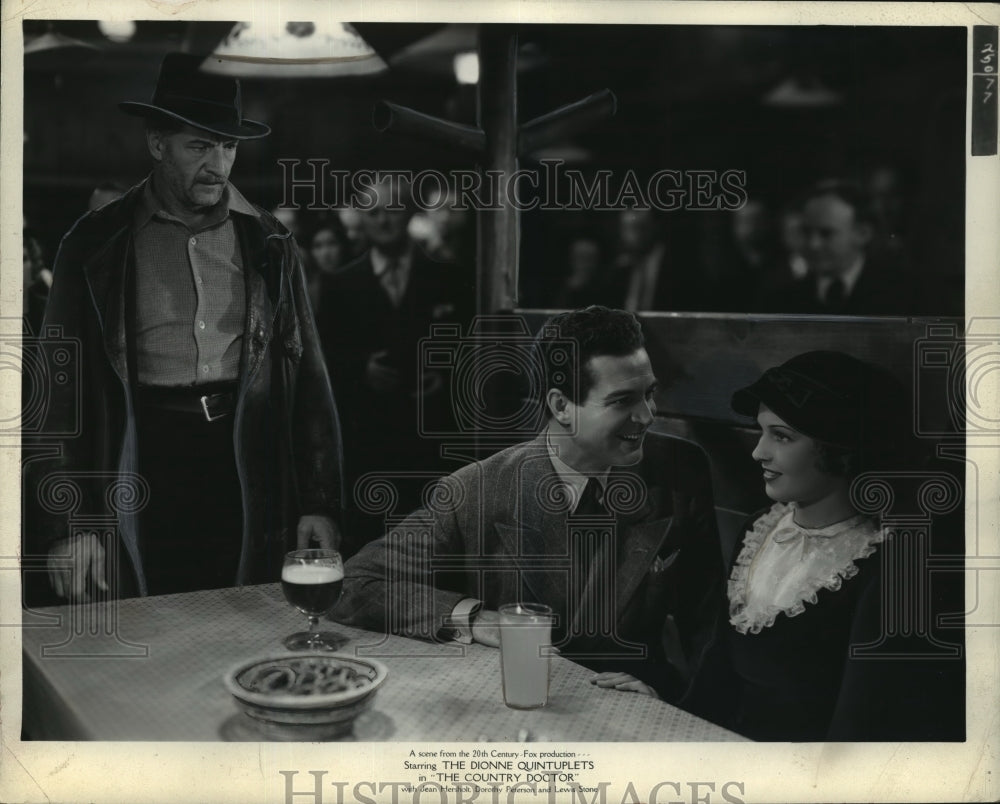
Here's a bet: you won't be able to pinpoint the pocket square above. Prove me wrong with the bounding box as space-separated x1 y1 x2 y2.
650 549 680 574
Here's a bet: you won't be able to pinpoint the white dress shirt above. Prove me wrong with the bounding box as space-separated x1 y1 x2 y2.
816 256 865 304
370 247 412 307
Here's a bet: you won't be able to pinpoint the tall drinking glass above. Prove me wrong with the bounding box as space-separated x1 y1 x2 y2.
498 603 555 709
281 549 345 651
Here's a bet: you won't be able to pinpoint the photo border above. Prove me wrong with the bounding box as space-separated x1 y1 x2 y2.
2 2 997 803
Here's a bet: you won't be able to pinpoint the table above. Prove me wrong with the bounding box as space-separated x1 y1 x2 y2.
21 584 745 742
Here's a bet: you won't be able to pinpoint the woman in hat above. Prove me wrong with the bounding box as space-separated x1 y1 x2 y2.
691 350 962 741
720 351 899 740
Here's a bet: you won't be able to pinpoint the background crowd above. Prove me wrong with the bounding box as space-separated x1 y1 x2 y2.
22 22 966 334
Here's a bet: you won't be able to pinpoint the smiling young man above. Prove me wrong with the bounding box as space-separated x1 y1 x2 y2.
334 306 724 703
28 53 342 602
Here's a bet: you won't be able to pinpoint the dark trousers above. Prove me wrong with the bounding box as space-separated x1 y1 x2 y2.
135 390 243 595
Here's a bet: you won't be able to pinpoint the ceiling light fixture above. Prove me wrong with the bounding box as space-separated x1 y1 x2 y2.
201 19 386 78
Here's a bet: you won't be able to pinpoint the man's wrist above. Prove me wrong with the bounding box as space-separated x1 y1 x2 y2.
441 597 482 644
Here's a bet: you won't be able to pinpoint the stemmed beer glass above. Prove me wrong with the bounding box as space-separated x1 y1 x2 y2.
281 549 345 651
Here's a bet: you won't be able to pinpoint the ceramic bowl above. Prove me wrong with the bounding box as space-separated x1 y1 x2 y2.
223 652 388 739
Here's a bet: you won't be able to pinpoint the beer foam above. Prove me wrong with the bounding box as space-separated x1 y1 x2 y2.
281 563 343 583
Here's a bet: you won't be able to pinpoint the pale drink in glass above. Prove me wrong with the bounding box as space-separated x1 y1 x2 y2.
498 603 554 709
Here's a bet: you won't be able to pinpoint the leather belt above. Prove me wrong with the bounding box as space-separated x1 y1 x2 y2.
137 384 237 422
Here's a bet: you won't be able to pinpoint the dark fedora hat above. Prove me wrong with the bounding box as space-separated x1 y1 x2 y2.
119 52 270 140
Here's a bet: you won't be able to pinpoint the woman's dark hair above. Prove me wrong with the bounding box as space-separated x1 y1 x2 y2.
302 213 350 267
812 440 861 479
733 350 914 478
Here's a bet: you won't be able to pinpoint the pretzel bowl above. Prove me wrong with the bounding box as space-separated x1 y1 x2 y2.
223 653 388 739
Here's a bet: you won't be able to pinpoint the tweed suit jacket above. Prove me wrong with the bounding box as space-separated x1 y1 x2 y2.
333 431 723 694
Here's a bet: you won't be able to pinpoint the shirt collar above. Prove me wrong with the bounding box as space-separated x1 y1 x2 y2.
134 176 259 231
771 504 872 544
545 432 610 512
371 247 412 278
225 183 260 218
816 256 866 298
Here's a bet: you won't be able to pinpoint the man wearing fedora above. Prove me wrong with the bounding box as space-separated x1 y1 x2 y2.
29 53 343 600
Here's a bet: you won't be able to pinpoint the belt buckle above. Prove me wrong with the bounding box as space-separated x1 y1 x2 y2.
200 394 226 422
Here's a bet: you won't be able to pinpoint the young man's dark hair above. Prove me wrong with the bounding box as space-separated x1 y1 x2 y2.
534 305 645 415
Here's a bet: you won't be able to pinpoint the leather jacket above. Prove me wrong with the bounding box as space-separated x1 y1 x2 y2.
26 180 343 597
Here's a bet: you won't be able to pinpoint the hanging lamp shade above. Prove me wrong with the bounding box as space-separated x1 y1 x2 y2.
24 24 102 72
200 20 386 78
24 30 99 55
763 75 843 107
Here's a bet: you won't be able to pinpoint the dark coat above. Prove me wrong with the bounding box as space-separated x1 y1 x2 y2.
332 431 725 701
316 248 472 548
317 248 472 402
685 507 965 741
25 179 343 597
601 248 708 313
762 259 921 316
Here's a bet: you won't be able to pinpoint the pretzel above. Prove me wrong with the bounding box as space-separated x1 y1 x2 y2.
240 658 370 696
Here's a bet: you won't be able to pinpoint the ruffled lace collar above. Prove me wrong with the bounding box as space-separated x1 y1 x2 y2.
728 502 884 634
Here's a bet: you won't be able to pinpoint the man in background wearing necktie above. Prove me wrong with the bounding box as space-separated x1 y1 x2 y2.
766 179 921 315
319 177 472 557
334 306 724 704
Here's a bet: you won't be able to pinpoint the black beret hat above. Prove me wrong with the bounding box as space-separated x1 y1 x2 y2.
732 351 905 456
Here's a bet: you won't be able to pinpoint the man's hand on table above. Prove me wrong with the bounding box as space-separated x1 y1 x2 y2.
590 672 660 699
471 609 500 647
470 614 654 699
47 533 108 602
297 515 341 551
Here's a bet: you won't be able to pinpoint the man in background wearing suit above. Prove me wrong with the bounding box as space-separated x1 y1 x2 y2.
766 180 921 315
318 177 472 556
606 209 705 313
333 306 723 703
